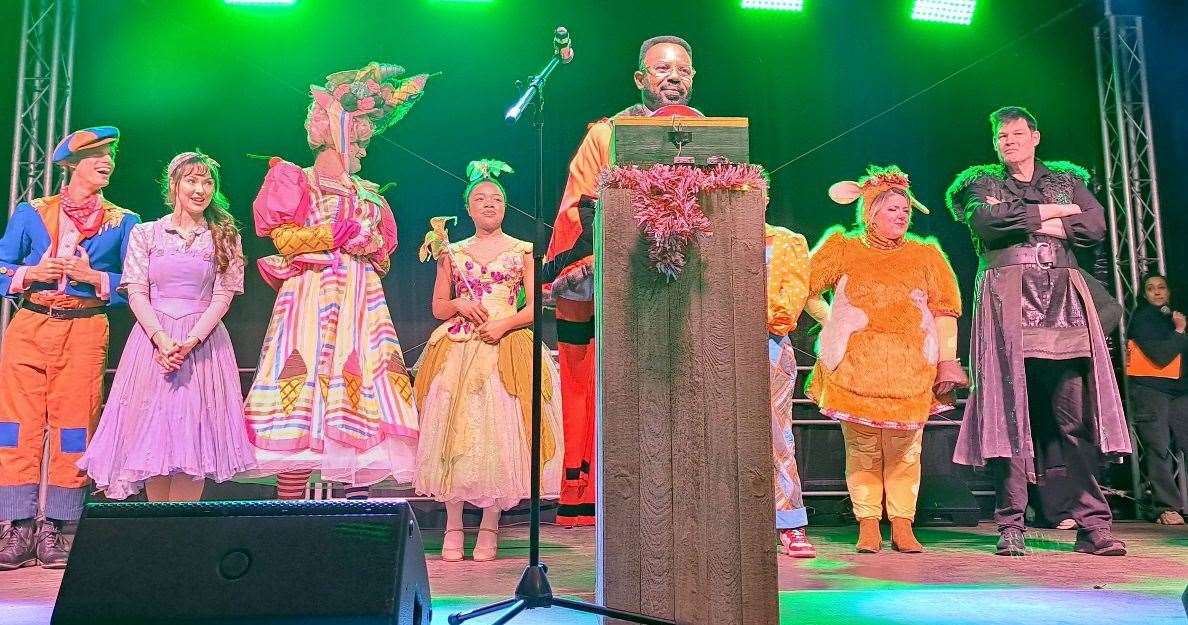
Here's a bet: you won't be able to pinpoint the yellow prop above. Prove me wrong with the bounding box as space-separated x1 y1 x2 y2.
418 215 458 262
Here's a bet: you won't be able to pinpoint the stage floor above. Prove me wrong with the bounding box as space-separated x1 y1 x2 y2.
3 522 1184 624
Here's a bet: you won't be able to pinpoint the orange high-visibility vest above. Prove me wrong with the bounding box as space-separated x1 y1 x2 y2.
1126 339 1182 379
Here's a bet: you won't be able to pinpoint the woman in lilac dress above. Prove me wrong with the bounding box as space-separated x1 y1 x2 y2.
80 151 255 501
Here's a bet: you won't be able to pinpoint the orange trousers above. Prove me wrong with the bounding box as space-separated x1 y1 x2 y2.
554 298 596 527
839 421 924 522
0 309 108 521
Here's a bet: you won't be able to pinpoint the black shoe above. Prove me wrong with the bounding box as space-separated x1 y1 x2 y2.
0 519 37 570
1073 527 1126 556
35 518 71 569
996 527 1027 556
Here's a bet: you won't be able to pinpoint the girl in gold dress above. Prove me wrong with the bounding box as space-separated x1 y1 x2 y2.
414 160 563 562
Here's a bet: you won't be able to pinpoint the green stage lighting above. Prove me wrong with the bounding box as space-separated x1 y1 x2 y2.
224 0 296 5
741 0 805 11
912 0 976 25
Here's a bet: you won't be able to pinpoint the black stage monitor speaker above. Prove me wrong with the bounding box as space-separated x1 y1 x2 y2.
52 499 431 625
916 474 981 527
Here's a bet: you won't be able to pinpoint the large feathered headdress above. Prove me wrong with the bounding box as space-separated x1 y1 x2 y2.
308 62 433 167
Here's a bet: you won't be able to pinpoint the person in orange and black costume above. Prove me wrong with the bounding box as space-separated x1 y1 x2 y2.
545 35 698 527
1126 273 1188 525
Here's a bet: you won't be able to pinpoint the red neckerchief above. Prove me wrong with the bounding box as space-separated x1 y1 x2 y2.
60 193 104 239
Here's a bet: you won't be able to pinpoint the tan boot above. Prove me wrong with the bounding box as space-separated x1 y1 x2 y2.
856 518 882 553
890 517 923 553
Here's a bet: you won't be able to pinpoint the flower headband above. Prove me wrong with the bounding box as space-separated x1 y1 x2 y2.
828 164 929 227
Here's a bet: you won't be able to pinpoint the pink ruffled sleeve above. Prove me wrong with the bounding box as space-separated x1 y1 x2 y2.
253 159 312 236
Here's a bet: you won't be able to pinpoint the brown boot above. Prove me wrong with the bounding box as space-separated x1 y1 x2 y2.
0 520 37 570
890 517 923 553
34 518 70 569
856 517 882 553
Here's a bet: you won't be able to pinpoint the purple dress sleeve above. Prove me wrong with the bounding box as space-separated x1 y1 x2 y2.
212 232 246 295
121 222 166 339
186 232 244 343
118 222 152 292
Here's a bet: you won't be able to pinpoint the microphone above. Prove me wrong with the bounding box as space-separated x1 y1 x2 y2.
554 26 573 64
1161 305 1172 316
505 27 572 124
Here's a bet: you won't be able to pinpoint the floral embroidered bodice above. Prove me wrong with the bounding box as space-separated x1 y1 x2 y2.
445 237 531 337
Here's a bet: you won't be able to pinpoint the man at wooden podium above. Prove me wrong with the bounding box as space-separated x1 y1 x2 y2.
544 35 696 527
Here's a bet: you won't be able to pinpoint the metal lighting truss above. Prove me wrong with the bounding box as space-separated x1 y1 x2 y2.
1094 4 1182 512
3 0 78 337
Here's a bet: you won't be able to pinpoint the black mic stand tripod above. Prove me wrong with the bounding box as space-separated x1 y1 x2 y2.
447 32 676 625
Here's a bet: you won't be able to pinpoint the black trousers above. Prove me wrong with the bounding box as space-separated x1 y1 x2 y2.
1129 383 1188 514
1029 470 1076 526
991 358 1113 531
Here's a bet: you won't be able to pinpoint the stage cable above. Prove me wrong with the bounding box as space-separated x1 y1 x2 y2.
768 1 1091 174
134 0 545 227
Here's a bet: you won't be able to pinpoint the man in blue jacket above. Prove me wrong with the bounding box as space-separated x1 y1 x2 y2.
0 126 138 570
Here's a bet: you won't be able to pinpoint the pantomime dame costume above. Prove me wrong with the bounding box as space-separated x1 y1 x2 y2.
243 63 428 498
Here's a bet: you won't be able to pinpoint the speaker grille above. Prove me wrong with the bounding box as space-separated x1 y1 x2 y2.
83 498 414 518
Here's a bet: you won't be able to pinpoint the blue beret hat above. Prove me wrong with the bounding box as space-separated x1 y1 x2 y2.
52 126 119 164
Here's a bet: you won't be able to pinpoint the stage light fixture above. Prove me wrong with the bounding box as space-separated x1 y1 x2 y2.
741 0 805 11
911 0 977 25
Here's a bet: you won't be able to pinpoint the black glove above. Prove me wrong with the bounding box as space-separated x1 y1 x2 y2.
539 195 596 284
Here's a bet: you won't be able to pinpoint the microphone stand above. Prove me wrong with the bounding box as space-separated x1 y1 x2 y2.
448 40 676 625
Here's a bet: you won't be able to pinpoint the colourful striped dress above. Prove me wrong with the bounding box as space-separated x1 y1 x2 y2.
243 162 418 486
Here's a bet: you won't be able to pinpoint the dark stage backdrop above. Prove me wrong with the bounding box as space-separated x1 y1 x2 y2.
1 0 1186 370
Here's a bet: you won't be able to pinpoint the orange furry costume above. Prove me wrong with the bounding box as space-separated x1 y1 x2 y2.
806 166 965 551
807 231 961 429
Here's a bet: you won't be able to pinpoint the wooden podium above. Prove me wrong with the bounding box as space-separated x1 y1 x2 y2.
594 117 778 625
